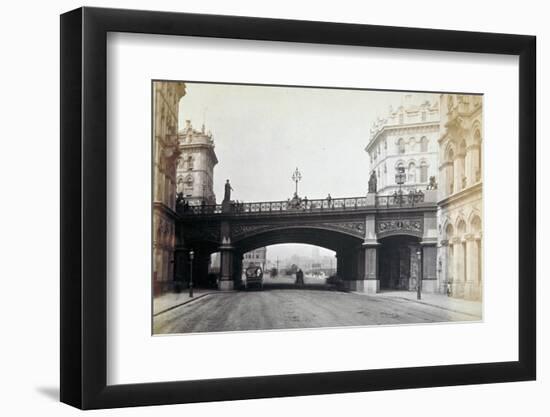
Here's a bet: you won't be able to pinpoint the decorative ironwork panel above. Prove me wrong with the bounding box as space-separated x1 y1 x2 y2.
376 218 423 237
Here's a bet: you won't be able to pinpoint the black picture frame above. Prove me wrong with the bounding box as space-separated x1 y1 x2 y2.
60 6 536 410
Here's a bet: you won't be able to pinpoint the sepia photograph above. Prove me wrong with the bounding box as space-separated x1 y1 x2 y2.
152 81 483 335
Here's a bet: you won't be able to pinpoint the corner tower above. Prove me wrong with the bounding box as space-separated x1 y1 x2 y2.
177 120 218 205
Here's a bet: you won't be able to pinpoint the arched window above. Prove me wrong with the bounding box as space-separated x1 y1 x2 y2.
458 140 467 189
408 162 416 183
420 136 428 152
396 162 405 184
446 147 455 194
420 160 428 183
397 138 405 154
187 155 194 171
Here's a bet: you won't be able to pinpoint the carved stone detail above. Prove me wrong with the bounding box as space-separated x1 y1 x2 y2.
318 221 365 238
231 221 366 240
376 218 423 237
232 224 274 238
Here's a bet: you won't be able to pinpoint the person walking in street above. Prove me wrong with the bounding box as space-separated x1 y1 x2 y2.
295 268 304 286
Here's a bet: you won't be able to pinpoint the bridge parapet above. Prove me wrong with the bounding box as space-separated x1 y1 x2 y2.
177 190 436 217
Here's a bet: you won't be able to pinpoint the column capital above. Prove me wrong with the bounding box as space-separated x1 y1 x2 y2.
362 241 380 248
218 244 234 251
464 233 476 241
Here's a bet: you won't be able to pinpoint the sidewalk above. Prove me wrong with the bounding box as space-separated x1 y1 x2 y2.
153 289 222 316
356 290 482 318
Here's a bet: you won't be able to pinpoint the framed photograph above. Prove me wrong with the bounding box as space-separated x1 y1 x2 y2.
60 6 536 409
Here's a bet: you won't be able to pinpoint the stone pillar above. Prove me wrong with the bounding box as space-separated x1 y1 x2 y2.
362 242 380 293
218 244 235 291
439 241 449 294
465 234 480 300
467 144 481 184
421 242 438 293
451 237 462 297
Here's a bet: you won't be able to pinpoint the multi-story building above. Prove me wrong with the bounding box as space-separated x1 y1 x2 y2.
153 81 186 295
177 120 218 206
438 94 483 300
366 95 440 194
243 247 267 269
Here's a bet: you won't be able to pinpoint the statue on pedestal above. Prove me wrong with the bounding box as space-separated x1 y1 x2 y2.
368 170 377 193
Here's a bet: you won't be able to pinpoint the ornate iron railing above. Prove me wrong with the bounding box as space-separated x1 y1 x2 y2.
375 191 425 208
177 196 371 216
177 190 428 216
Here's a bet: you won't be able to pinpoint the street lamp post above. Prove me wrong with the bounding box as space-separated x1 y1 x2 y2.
189 250 194 298
395 166 406 206
416 248 423 300
291 167 302 196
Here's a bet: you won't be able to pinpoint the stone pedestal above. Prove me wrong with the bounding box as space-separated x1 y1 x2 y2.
363 279 380 294
361 242 380 294
218 245 235 291
344 279 379 293
421 242 438 293
218 280 234 291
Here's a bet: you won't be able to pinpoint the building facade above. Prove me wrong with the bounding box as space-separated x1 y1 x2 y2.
438 94 483 300
243 247 267 269
153 81 186 295
363 95 440 293
366 95 440 194
177 120 218 206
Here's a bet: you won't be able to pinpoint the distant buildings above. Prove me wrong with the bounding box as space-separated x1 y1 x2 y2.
243 248 267 269
366 95 439 194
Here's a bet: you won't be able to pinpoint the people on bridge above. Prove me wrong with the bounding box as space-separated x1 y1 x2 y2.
326 193 332 208
303 196 308 210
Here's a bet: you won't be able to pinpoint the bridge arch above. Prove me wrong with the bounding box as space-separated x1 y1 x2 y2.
233 225 364 254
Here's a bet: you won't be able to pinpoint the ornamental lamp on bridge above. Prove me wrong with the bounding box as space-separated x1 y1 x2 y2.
292 167 302 196
189 250 195 298
395 166 406 206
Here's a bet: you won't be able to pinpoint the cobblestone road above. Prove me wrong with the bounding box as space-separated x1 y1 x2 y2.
153 285 481 334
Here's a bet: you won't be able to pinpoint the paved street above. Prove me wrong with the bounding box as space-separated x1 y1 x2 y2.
153 282 481 334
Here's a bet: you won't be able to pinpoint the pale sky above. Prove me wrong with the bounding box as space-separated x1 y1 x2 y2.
178 82 436 258
179 82 437 203
266 243 334 261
